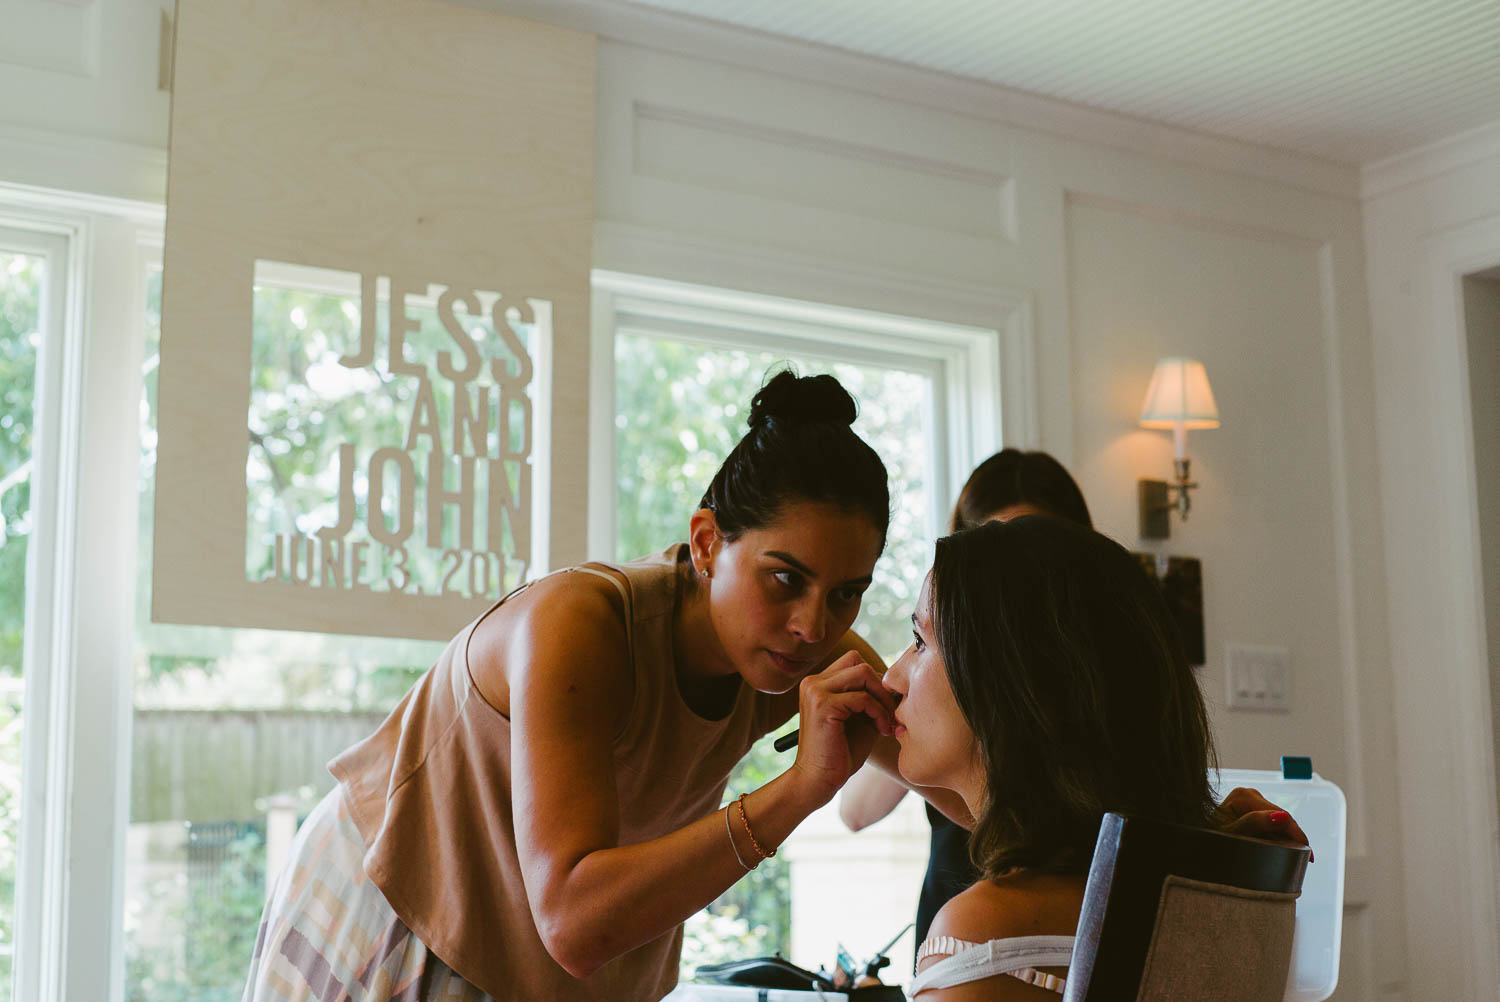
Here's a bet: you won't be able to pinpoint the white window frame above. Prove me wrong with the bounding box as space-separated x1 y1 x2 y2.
588 267 1032 979
0 217 79 1002
0 184 163 1002
588 269 1029 560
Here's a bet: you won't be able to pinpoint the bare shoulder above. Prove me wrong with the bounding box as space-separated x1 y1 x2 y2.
929 872 1087 943
914 874 1085 1000
506 566 628 630
467 568 631 716
919 872 1085 964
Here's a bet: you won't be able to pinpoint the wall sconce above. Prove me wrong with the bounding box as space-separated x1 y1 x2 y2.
1138 357 1219 538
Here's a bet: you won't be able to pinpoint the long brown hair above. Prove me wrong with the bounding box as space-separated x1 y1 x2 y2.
931 517 1217 877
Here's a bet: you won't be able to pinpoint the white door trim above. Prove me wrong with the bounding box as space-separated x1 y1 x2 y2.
1386 209 1500 997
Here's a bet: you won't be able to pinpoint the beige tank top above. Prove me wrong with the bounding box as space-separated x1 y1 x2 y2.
329 544 785 1001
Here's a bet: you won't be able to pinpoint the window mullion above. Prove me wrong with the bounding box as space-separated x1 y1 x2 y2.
54 217 154 1002
588 284 618 561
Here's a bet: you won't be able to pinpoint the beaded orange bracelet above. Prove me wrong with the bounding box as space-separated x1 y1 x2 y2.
734 793 776 861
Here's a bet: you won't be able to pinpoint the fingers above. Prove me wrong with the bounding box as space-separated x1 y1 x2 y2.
1269 811 1311 851
824 649 868 673
1218 787 1313 858
809 659 899 721
823 689 897 737
1217 787 1275 817
801 683 896 736
785 660 896 804
799 663 898 737
1222 809 1311 851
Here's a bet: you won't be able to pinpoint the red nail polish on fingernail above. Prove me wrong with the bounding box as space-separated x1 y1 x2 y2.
1269 811 1290 824
1309 850 1315 862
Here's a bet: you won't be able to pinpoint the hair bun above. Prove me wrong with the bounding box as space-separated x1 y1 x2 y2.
747 369 858 430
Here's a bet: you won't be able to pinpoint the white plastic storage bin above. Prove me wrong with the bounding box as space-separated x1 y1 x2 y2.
1214 766 1346 1002
662 987 848 1002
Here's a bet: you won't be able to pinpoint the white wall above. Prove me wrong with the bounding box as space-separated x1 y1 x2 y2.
0 3 1411 998
1360 136 1500 998
592 39 1401 999
0 0 169 202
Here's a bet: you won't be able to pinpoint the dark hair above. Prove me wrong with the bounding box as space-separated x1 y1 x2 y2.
931 516 1216 878
950 449 1092 531
699 368 890 546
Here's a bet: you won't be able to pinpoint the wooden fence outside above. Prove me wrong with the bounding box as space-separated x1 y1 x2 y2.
130 709 388 823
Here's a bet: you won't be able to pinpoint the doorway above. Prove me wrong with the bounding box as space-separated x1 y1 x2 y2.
1463 267 1500 818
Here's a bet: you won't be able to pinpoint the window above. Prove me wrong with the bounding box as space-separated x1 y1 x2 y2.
594 271 1005 982
0 187 1030 999
0 216 84 1002
125 261 450 1001
241 261 538 600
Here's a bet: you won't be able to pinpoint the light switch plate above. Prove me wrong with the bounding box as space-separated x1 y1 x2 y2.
1225 643 1290 712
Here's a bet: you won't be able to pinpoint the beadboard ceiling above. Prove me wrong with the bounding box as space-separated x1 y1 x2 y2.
609 0 1500 166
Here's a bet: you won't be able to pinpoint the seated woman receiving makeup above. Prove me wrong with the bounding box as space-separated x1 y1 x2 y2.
881 516 1306 999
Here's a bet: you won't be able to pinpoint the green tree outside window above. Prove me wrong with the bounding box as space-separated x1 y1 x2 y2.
0 251 43 1002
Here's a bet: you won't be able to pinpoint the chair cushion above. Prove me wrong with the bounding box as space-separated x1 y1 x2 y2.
1135 875 1297 1001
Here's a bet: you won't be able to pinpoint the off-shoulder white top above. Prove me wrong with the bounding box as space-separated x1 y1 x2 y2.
910 934 1074 996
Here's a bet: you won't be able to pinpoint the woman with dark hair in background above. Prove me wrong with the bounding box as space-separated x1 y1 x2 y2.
948 449 1092 533
840 448 1096 946
243 370 922 1002
887 517 1306 998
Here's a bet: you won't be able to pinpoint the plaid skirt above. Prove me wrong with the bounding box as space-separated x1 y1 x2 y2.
243 787 493 1002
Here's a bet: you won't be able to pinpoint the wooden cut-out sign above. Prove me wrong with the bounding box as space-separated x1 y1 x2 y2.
155 0 594 639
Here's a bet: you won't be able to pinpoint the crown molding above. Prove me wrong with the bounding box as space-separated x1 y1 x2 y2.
1360 117 1500 201
480 0 1360 200
0 122 166 206
3 2 1379 207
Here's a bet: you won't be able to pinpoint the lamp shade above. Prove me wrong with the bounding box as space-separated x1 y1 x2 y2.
1138 357 1220 429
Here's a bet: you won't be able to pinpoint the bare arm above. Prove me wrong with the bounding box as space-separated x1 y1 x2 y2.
507 584 897 978
839 764 908 831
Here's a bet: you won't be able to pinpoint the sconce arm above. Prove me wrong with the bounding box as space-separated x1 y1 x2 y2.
1138 458 1199 538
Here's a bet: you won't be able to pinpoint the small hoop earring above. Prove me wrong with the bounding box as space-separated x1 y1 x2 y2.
700 567 710 578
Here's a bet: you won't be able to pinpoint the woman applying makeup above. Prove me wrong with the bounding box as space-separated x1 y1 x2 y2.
242 370 911 1002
